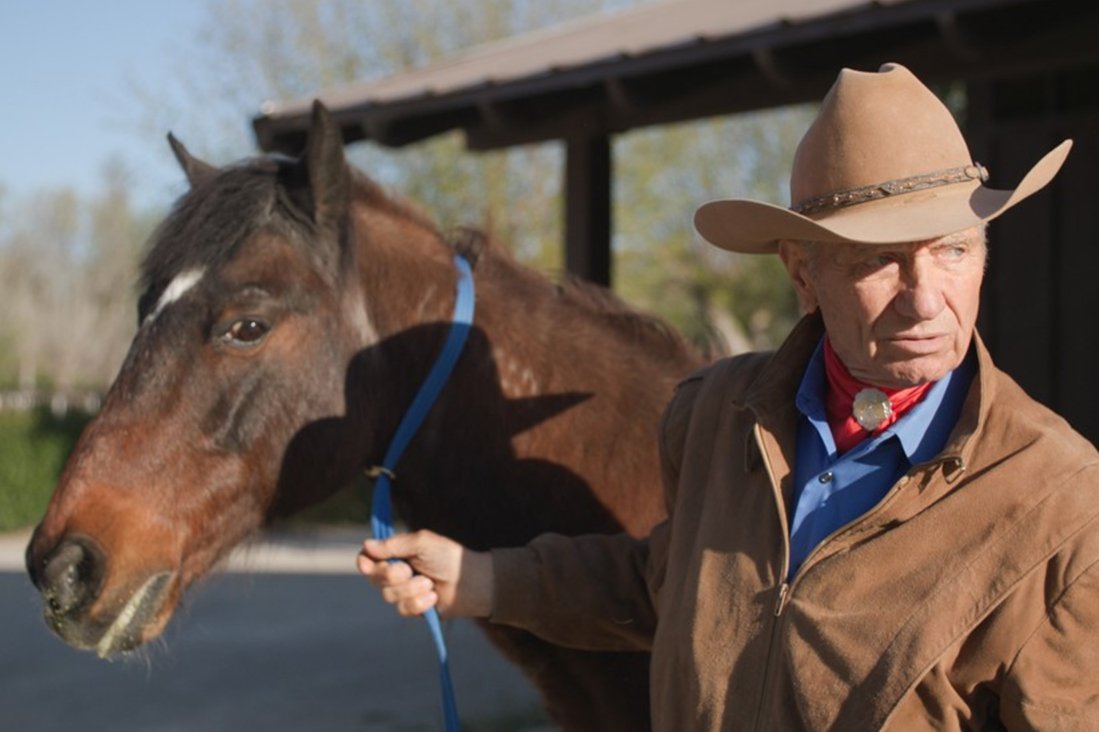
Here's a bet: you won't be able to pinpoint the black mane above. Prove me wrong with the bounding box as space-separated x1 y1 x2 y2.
137 157 311 322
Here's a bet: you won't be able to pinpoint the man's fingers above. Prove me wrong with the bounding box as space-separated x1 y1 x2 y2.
356 552 439 616
357 554 413 585
357 530 484 618
397 590 439 617
362 531 438 562
357 535 445 618
381 574 434 604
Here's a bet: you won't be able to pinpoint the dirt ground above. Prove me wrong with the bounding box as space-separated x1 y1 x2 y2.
2 528 551 732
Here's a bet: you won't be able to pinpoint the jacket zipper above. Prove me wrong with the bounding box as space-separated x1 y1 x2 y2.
774 582 790 616
783 472 913 595
778 454 957 606
750 431 952 729
752 424 791 731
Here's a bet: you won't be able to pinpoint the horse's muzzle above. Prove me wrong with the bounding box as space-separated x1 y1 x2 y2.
28 534 106 621
26 531 175 657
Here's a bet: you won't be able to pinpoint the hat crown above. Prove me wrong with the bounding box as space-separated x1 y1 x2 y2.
790 64 973 206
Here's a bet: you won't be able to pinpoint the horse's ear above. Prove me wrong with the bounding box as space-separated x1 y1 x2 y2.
298 100 350 231
167 133 217 187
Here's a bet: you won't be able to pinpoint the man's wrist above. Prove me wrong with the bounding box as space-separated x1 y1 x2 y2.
459 549 494 618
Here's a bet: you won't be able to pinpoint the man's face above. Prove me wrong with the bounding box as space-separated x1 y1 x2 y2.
779 228 986 388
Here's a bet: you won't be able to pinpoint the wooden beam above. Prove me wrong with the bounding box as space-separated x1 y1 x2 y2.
564 132 612 286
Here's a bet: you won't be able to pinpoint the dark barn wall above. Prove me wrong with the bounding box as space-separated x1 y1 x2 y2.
972 63 1099 443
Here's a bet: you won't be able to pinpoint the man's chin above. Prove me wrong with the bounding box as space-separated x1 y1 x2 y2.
872 355 957 388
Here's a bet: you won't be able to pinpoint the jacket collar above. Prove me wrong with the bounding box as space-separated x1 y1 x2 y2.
935 329 997 483
738 312 824 426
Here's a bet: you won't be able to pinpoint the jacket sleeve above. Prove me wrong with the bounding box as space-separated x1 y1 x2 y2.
999 555 1099 729
487 373 703 652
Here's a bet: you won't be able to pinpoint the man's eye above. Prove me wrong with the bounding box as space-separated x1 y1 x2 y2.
929 244 970 262
864 253 898 269
223 318 270 346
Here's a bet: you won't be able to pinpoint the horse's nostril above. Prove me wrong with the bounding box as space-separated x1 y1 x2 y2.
40 538 105 617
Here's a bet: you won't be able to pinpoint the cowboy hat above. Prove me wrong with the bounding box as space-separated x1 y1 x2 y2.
694 63 1072 254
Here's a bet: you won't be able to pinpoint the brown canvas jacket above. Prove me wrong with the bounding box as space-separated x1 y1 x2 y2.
491 314 1099 730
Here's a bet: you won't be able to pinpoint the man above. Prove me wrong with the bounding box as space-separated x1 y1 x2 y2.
359 63 1099 729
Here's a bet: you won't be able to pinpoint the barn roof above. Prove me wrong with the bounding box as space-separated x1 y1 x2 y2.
253 0 1089 153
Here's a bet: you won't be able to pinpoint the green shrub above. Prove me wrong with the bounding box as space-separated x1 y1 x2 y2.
0 408 91 532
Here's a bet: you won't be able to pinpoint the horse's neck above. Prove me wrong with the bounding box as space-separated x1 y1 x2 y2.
348 201 563 389
349 206 458 336
353 231 668 544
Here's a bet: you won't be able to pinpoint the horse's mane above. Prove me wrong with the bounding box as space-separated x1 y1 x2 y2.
142 158 699 364
351 171 438 234
351 173 700 364
443 222 699 365
138 161 290 320
555 273 700 362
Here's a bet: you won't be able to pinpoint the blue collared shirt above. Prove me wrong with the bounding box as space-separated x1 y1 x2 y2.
787 339 975 579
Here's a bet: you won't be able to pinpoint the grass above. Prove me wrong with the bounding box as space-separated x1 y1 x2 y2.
0 408 91 532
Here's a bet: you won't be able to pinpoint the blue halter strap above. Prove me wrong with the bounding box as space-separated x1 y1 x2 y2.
369 253 474 732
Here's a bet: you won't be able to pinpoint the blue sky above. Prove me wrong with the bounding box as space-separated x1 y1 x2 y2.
0 1 210 209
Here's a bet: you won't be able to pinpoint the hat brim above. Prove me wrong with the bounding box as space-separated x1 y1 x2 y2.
694 140 1072 254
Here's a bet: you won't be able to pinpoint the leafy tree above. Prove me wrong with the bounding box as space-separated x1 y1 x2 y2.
125 0 635 273
615 107 814 350
0 188 79 389
80 162 159 385
0 162 153 391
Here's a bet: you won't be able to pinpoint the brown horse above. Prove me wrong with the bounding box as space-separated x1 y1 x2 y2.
25 103 705 731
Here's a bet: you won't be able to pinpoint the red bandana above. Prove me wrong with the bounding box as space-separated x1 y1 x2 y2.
823 337 934 454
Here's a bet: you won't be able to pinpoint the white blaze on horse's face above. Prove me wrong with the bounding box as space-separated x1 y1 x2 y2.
144 268 206 326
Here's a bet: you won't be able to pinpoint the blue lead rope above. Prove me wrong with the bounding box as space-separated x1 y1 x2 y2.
370 253 474 732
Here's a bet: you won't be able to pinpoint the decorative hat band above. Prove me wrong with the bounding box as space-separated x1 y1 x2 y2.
791 163 990 216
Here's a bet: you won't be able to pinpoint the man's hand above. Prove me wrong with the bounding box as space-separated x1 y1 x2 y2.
357 530 493 619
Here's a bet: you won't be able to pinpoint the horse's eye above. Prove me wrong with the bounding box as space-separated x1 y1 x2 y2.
224 318 269 346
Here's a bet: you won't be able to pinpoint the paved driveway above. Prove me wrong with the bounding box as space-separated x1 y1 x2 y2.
2 529 547 731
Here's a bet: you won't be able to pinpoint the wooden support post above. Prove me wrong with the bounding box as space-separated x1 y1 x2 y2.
564 133 612 286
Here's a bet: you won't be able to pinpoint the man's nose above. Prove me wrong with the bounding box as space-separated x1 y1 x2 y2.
894 258 946 320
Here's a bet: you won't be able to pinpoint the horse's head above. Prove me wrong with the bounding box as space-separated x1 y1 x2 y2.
25 103 377 656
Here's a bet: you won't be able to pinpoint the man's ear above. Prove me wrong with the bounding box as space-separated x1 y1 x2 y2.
778 240 820 314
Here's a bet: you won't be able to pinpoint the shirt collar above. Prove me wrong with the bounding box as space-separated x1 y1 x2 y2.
795 337 977 463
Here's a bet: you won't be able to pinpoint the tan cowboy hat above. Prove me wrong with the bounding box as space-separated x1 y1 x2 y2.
694 62 1072 254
